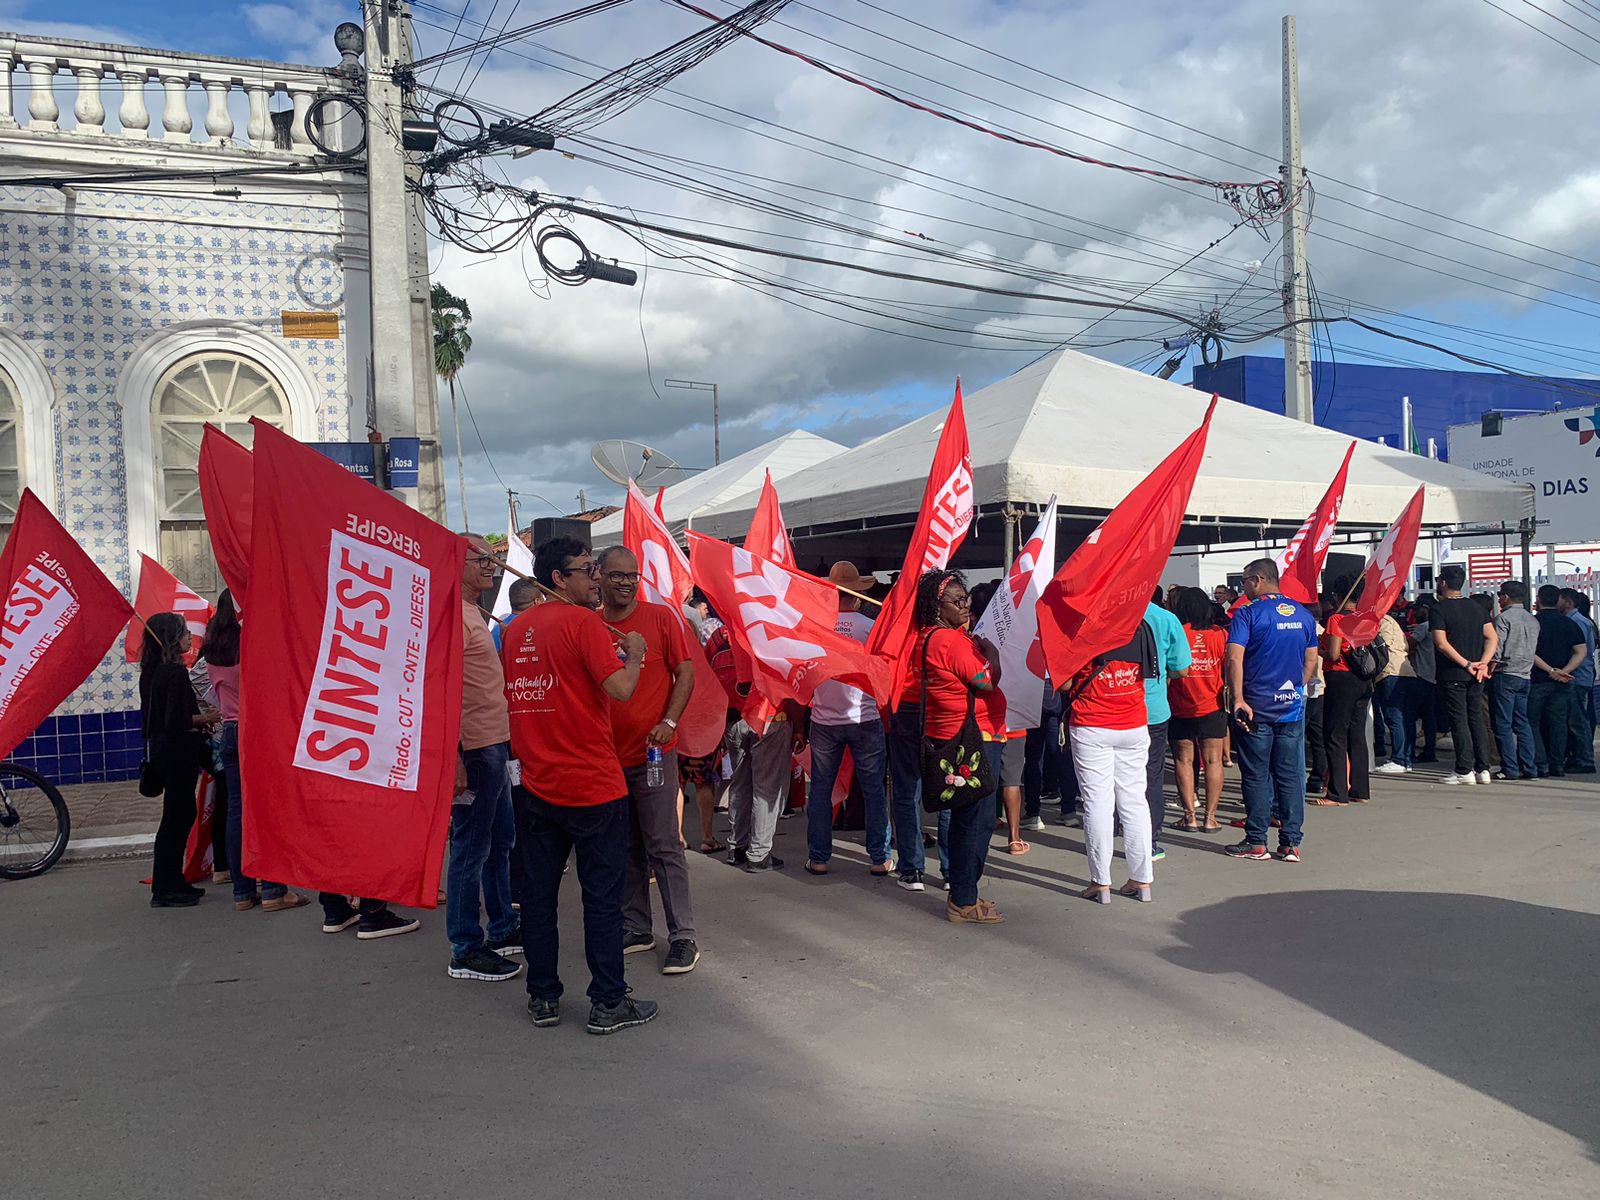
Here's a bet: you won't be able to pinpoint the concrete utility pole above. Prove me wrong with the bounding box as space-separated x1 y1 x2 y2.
363 0 443 517
1280 15 1315 424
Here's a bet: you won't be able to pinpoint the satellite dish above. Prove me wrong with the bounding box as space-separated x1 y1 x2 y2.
590 439 694 488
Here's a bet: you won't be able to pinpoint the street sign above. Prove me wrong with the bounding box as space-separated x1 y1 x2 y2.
1447 407 1597 544
308 439 420 489
386 437 421 489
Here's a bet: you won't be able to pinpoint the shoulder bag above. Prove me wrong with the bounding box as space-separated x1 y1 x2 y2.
917 629 996 812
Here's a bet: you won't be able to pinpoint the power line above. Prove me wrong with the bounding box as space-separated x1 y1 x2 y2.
1479 0 1600 67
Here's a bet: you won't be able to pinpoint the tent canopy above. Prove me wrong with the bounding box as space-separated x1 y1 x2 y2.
693 351 1535 573
589 429 845 543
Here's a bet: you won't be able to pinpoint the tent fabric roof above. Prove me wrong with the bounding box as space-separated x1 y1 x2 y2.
694 350 1535 540
588 429 847 542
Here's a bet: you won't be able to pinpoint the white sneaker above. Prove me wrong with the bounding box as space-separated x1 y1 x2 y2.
1021 815 1047 832
1373 761 1409 775
1475 770 1493 784
1442 772 1477 785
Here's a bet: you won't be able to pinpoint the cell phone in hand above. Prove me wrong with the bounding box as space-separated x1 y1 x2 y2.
1232 708 1256 734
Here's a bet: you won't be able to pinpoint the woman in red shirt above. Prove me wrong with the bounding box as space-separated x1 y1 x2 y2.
1318 581 1372 805
1067 624 1156 903
1167 587 1228 833
909 570 1004 925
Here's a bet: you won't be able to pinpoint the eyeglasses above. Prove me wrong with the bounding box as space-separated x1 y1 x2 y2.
467 555 497 569
560 562 601 579
605 571 641 585
944 594 971 608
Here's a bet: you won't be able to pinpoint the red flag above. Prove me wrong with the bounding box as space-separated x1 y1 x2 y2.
865 382 974 702
653 486 667 521
1275 441 1355 607
0 491 134 762
239 420 464 908
1038 397 1218 684
124 554 214 666
1334 486 1425 648
745 470 796 566
688 533 891 710
621 481 729 758
139 771 219 887
199 425 254 605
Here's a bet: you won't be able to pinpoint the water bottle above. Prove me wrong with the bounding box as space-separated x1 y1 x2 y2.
645 745 664 789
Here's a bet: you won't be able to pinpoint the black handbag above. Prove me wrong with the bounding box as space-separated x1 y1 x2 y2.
917 630 996 812
138 750 164 798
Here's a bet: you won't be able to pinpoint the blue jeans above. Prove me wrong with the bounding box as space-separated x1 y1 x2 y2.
805 719 891 866
447 743 520 957
516 788 628 1007
1235 718 1306 848
1567 684 1595 770
1490 674 1537 779
219 722 285 904
1373 677 1399 759
1023 710 1063 819
946 742 1003 907
1529 680 1572 775
1386 679 1419 767
887 704 925 877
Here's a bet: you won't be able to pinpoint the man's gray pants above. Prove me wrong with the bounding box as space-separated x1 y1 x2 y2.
623 751 696 942
726 718 792 862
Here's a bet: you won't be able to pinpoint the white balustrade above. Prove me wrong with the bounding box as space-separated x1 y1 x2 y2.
0 32 352 157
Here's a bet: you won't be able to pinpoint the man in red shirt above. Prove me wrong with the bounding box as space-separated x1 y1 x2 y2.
597 546 700 976
502 537 658 1036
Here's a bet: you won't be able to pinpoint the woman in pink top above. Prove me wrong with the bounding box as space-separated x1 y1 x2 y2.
204 590 307 913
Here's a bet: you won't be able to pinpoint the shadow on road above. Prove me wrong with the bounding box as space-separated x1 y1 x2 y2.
1161 889 1600 1159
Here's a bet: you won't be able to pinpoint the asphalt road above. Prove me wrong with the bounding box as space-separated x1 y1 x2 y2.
5 766 1597 1199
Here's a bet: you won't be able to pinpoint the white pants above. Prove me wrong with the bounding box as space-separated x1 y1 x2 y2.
1070 724 1154 886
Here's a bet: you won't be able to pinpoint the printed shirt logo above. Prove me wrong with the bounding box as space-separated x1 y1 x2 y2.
1276 603 1296 617
1564 412 1600 456
732 548 824 683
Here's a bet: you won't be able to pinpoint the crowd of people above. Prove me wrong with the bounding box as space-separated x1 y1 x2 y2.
135 535 1597 1037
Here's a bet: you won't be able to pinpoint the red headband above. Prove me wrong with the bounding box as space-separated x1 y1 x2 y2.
936 575 955 601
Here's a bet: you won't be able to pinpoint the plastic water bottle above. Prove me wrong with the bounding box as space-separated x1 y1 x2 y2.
645 745 664 789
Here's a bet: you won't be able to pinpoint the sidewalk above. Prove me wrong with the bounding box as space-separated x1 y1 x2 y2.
60 778 161 861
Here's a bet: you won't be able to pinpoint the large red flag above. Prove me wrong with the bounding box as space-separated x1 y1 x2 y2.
199 425 253 605
864 382 974 702
621 481 729 758
1038 397 1218 684
1275 441 1355 607
1334 486 1425 648
124 554 213 666
0 490 134 762
744 470 796 566
688 532 892 710
239 420 464 908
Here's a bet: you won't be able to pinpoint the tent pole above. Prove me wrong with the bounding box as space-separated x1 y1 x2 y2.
1521 521 1533 594
1002 504 1019 567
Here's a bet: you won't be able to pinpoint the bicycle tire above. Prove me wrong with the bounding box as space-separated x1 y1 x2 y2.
0 762 70 880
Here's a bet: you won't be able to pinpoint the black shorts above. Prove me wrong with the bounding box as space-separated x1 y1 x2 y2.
1169 710 1227 741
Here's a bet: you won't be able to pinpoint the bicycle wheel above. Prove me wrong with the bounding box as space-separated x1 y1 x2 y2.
0 762 70 879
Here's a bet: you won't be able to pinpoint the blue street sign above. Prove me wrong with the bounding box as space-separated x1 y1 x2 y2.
309 439 422 488
310 441 376 481
386 437 421 488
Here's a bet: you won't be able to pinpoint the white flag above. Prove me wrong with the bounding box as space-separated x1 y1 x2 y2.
490 517 534 619
973 496 1058 730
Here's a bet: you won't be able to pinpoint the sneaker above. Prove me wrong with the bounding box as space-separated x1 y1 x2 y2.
1225 841 1270 861
623 931 657 955
661 939 700 975
1276 844 1301 863
1492 769 1519 781
1021 815 1046 832
447 945 523 982
897 870 926 893
355 910 421 940
725 846 749 867
487 930 524 958
262 892 310 913
1373 761 1409 775
1475 770 1493 785
740 854 783 873
586 993 660 1036
321 908 360 934
1150 845 1166 862
1063 812 1084 828
1441 772 1477 785
528 997 561 1028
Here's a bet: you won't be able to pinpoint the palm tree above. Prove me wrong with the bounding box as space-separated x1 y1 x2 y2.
432 282 473 529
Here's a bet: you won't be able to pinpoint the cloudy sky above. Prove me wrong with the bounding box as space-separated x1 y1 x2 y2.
7 0 1600 528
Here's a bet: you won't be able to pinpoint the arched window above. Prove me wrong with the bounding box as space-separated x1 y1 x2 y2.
153 352 288 593
0 367 23 530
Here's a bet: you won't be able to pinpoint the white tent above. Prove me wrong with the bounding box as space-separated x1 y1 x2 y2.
589 429 846 542
693 351 1534 565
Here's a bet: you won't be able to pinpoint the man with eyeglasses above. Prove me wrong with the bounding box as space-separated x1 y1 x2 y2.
596 546 701 977
443 537 524 984
1224 559 1319 863
502 536 659 1035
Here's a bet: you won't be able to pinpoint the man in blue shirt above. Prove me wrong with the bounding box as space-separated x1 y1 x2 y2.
1224 558 1319 862
1557 589 1596 773
1143 592 1191 861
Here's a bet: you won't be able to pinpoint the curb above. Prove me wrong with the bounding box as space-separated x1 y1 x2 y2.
61 832 155 863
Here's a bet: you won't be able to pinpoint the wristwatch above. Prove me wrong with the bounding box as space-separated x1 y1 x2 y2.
662 717 678 730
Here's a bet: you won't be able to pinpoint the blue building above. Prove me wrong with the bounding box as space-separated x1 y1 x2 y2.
1191 356 1596 460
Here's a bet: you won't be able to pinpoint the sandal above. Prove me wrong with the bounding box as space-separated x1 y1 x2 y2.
1006 839 1030 855
1310 796 1346 807
699 838 727 854
804 861 828 876
1172 817 1200 832
1200 820 1222 833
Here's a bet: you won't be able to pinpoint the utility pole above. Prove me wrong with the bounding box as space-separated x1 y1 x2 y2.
1280 14 1315 424
363 0 443 517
